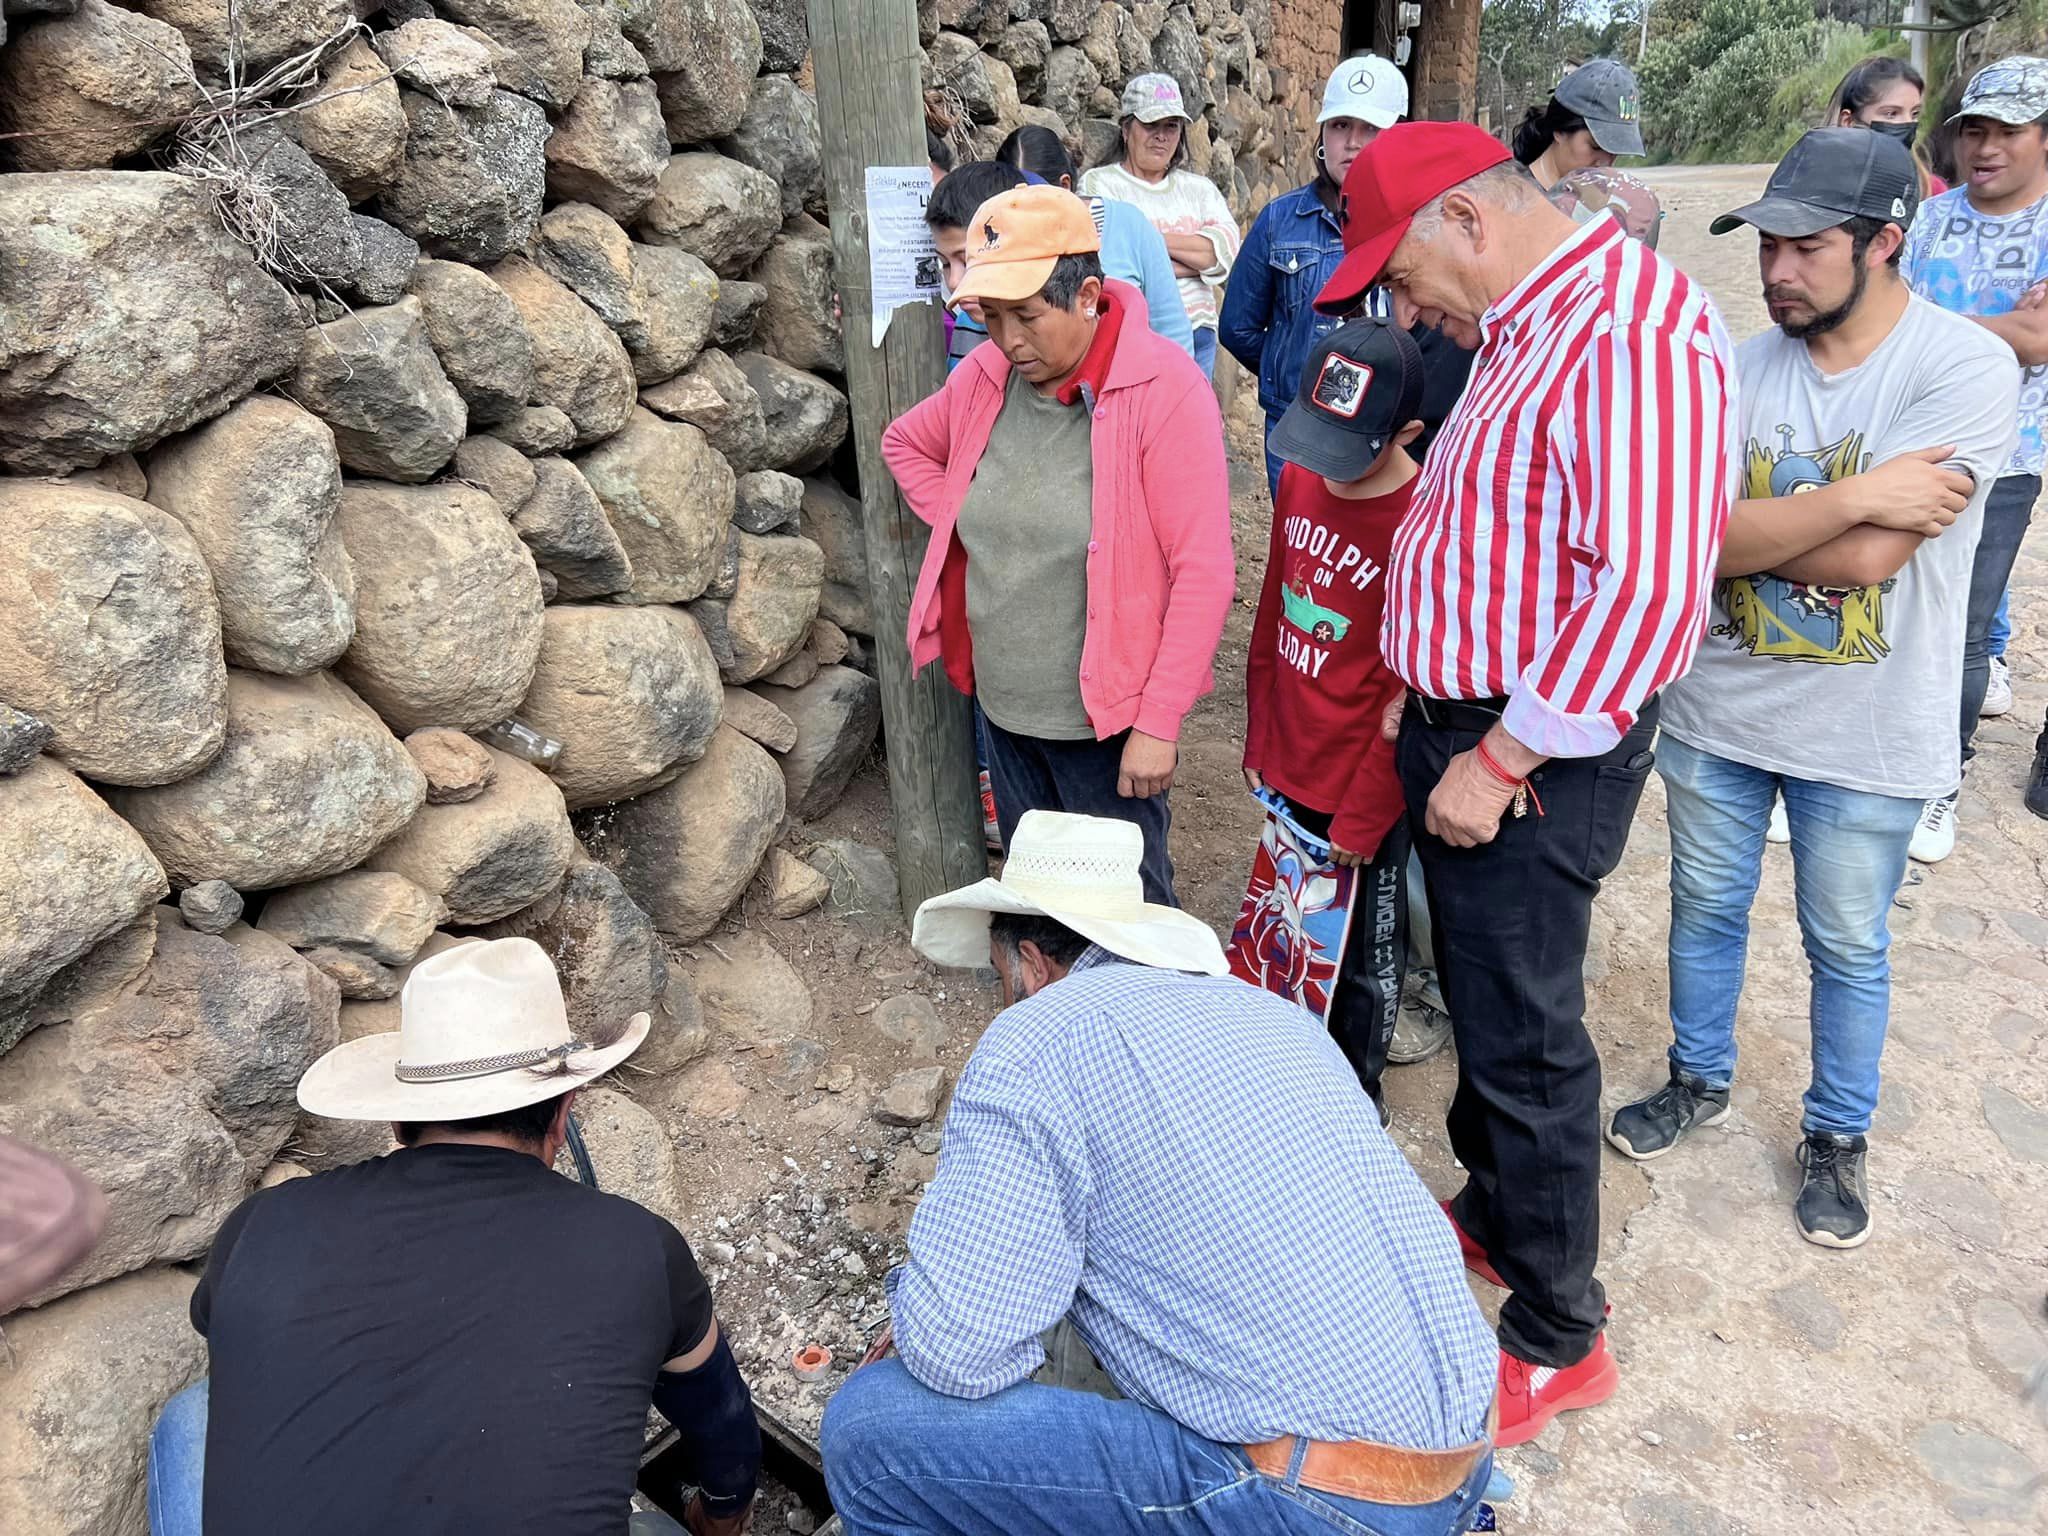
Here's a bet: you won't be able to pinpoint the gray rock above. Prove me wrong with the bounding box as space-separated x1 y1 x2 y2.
564 1085 685 1222
291 298 468 482
0 703 54 774
647 0 763 143
1043 45 1100 126
992 20 1051 92
485 254 638 446
709 278 768 351
110 670 426 891
408 258 539 426
806 837 901 930
0 0 200 171
488 404 578 455
873 993 947 1057
1913 1421 2040 1523
738 352 850 474
179 880 243 935
639 152 784 277
677 927 811 1043
293 37 409 200
365 746 576 924
432 0 592 107
721 685 799 753
754 845 831 917
516 604 723 809
709 531 824 684
800 475 873 633
627 244 722 386
1047 0 1096 41
926 32 996 122
485 860 666 1044
635 958 710 1074
580 0 650 77
747 0 807 72
144 395 355 677
576 407 735 603
756 664 881 819
512 456 636 598
303 945 402 999
735 469 804 534
875 1065 947 1126
529 204 720 386
1 909 157 1067
546 77 670 220
720 75 824 219
0 480 228 784
125 0 353 77
0 171 302 474
1151 6 1207 111
405 726 497 804
641 347 770 470
1981 1082 2048 1164
257 870 448 966
225 122 363 285
1767 1280 1844 1353
453 432 539 511
333 480 546 735
377 88 549 264
750 213 843 373
342 215 421 305
374 18 500 106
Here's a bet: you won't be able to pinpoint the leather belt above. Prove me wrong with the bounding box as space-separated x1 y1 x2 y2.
1407 694 1510 733
1243 1427 1491 1506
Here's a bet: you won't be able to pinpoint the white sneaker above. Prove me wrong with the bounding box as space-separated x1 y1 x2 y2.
1981 655 2013 717
1909 796 1957 864
1766 797 1790 845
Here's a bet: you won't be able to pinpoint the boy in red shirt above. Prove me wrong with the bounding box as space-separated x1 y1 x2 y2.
1243 318 1425 1116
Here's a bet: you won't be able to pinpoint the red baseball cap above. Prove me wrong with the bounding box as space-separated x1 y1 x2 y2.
1315 122 1513 315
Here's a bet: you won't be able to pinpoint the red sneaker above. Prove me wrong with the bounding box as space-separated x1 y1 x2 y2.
1440 1200 1505 1288
1494 1335 1620 1447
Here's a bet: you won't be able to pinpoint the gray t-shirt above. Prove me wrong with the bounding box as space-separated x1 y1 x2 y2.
1661 294 2019 799
958 374 1095 740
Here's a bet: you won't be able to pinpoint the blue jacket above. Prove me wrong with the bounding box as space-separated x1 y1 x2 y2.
1096 197 1196 357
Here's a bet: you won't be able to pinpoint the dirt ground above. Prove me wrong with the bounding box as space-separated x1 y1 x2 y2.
641 163 2048 1533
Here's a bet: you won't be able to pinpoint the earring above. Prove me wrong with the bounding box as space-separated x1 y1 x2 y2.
1315 142 1326 163
1084 307 1097 317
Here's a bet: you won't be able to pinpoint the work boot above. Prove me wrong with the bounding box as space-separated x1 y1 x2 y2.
2027 740 2048 821
1606 1069 1731 1161
1494 1334 1619 1447
1795 1132 1871 1249
1389 975 1452 1065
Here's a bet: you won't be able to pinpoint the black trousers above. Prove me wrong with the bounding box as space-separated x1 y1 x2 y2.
1276 797 1409 1111
980 710 1176 905
1397 695 1659 1368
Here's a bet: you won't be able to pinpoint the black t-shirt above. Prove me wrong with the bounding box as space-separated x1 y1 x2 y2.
192 1143 712 1536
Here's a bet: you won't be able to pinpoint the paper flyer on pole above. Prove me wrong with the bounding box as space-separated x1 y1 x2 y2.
865 165 943 347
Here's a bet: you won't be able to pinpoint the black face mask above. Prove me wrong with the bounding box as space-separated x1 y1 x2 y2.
1869 118 1919 149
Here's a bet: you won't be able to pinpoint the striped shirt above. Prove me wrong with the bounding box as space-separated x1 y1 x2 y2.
1383 217 1737 757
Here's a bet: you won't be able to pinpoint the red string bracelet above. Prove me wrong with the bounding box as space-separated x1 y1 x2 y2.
1475 738 1545 817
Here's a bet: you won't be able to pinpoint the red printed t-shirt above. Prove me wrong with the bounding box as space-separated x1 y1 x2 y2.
1244 463 1412 853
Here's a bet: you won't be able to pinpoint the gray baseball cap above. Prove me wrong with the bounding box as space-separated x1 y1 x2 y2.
1554 59 1645 158
1952 55 2048 125
1710 127 1918 238
1120 73 1190 125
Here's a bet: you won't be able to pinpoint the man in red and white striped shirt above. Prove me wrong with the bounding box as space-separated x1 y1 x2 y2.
1316 123 1736 1448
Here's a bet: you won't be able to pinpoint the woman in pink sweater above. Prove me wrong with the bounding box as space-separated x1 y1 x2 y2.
882 185 1234 903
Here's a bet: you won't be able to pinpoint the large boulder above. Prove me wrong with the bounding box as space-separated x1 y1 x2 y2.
749 214 843 374
0 1266 205 1536
517 604 722 809
293 36 408 200
0 758 167 1053
720 74 823 219
376 88 549 264
124 0 354 77
582 724 784 941
755 663 882 819
564 1085 684 1222
546 76 669 220
486 255 638 446
0 0 201 172
109 670 427 891
291 298 468 482
374 17 501 106
0 480 227 785
256 870 447 966
333 480 546 734
799 475 873 633
640 347 769 471
145 397 356 676
575 407 734 603
638 152 783 277
529 203 719 386
627 246 721 385
706 531 823 683
514 456 636 599
407 257 538 426
737 351 849 473
483 859 665 1043
434 0 592 106
0 171 302 474
645 0 762 143
364 746 576 923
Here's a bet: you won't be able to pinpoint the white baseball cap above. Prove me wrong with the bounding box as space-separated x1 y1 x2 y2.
1320 54 1408 130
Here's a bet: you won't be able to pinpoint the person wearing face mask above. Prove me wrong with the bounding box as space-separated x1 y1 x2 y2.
1826 55 1947 197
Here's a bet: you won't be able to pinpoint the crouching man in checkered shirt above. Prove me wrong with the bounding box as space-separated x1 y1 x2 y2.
821 811 1499 1536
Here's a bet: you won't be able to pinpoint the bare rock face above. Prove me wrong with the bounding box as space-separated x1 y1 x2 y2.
640 347 769 471
0 479 227 785
294 36 408 199
0 758 167 1054
434 0 592 107
737 351 850 474
0 704 53 775
0 171 302 474
486 254 638 446
365 746 576 924
235 120 366 284
124 0 355 77
511 456 636 599
750 213 843 374
800 475 872 634
291 298 469 482
706 530 824 684
484 859 665 1044
624 245 721 386
530 203 718 385
582 724 784 941
405 726 497 804
10 910 158 1049
0 0 201 172
638 152 783 277
546 76 670 221
408 258 538 426
719 74 823 219
257 870 447 966
0 1266 205 1536
109 669 427 891
755 663 882 819
645 0 762 143
333 480 546 735
576 407 734 604
377 88 549 264
926 32 996 123
145 396 356 677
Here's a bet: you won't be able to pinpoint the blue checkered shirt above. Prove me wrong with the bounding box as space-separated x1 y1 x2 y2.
886 950 1497 1450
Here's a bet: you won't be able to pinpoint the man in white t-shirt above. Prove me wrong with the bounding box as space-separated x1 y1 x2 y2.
1607 130 2019 1251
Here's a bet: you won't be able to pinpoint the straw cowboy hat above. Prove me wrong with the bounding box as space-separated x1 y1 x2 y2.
914 810 1228 975
297 938 649 1123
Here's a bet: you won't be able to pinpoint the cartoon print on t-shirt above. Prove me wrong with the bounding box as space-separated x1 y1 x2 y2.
1718 426 1893 665
1274 508 1384 677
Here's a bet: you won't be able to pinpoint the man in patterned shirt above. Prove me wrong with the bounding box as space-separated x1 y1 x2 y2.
821 811 1498 1536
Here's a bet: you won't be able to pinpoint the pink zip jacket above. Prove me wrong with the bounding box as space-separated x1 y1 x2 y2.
882 280 1235 743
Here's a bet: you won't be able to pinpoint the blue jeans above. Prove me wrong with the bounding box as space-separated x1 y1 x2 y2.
822 1360 1494 1536
1960 473 2039 764
1659 737 1920 1136
1263 412 1285 501
1989 589 2011 658
1193 325 1218 378
147 1380 207 1536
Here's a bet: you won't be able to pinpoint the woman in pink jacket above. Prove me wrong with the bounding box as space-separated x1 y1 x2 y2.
882 185 1234 903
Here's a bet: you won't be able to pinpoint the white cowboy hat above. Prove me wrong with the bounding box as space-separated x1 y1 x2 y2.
913 810 1228 976
296 937 649 1123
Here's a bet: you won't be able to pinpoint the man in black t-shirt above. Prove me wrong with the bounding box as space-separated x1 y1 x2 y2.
145 937 759 1536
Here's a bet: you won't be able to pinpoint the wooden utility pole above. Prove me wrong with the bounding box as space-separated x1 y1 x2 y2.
806 0 988 919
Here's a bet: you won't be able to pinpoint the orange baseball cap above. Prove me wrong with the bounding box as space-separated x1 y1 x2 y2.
951 185 1103 307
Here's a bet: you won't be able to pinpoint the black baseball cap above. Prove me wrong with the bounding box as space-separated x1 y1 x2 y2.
1711 127 1918 238
1268 317 1425 482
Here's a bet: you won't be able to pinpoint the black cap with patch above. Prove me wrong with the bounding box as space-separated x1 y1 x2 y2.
1268 317 1425 483
1710 127 1918 239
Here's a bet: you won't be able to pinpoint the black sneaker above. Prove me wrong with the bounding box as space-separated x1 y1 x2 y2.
1796 1132 1871 1248
1606 1069 1731 1160
2027 742 2048 821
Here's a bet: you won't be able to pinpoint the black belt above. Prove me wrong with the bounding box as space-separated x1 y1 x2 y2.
1407 694 1510 733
